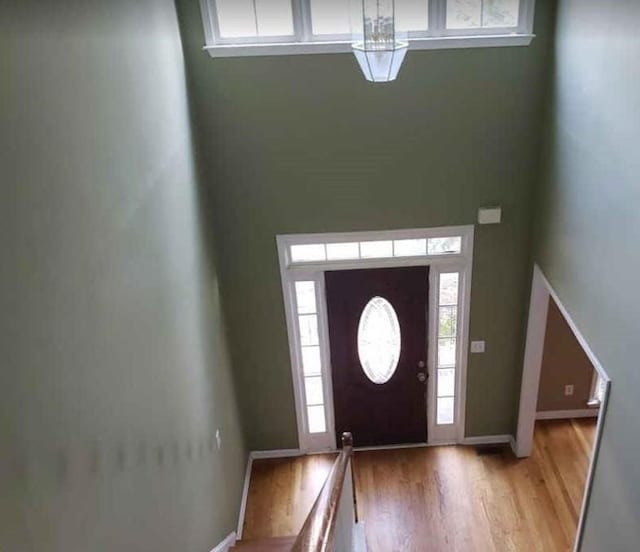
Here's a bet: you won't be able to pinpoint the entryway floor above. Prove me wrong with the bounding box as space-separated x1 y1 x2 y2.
242 419 596 551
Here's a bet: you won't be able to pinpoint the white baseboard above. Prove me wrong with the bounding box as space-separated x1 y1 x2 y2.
236 455 253 540
461 434 512 446
354 442 429 452
250 448 302 460
211 531 236 552
425 440 458 447
536 409 599 420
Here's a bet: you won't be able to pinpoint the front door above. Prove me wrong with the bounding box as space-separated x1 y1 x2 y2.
325 266 429 447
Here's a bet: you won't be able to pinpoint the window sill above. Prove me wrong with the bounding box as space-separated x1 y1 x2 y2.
204 33 535 58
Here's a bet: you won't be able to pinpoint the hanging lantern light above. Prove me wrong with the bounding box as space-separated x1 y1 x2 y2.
351 0 408 83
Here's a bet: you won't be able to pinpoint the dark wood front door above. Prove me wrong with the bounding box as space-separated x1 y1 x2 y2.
325 266 429 447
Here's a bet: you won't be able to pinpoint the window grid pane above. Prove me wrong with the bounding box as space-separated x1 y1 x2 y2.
295 281 317 314
309 0 352 35
215 0 257 38
482 0 519 27
301 345 322 376
437 397 455 425
438 338 457 368
439 273 460 306
298 314 319 346
307 405 327 434
438 306 458 338
326 242 360 260
446 0 481 28
437 368 455 397
393 238 427 257
254 0 294 36
304 376 325 406
290 243 326 263
428 237 462 255
360 240 394 258
396 0 430 32
446 0 520 29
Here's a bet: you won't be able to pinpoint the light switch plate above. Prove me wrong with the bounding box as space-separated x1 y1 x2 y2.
470 341 486 354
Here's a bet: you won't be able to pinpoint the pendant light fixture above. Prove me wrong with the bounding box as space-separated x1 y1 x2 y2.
352 0 408 83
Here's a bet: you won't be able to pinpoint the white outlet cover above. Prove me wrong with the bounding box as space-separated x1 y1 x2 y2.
470 341 486 354
564 385 574 396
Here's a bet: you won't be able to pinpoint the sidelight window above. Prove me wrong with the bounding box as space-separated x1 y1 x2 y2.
295 281 327 433
436 272 459 425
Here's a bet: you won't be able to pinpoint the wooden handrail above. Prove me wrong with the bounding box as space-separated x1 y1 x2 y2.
292 433 354 552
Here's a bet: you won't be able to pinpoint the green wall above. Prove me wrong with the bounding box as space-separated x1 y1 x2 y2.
535 1 640 549
177 1 555 449
0 1 246 550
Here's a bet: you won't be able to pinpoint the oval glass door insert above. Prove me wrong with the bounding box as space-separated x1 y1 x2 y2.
357 296 401 384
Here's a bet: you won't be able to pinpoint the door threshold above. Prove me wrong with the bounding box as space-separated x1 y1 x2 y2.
353 441 455 452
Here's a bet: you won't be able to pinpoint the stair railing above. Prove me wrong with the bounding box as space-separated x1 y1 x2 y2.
292 433 357 552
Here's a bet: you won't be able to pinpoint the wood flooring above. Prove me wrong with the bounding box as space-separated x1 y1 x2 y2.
241 419 596 552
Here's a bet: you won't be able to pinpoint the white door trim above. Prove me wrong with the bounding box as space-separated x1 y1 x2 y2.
515 265 610 456
515 264 611 552
515 265 551 457
276 226 474 453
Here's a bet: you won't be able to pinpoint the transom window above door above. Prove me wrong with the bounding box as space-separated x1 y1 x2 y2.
200 0 536 57
286 233 466 266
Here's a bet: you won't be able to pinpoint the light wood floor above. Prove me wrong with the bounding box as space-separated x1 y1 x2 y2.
242 419 596 551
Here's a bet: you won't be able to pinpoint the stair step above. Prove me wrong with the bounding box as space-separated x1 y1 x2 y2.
231 536 295 551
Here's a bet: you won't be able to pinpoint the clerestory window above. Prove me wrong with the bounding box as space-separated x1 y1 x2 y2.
199 0 536 57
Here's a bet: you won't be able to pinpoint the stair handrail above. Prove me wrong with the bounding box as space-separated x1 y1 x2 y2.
291 432 355 552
